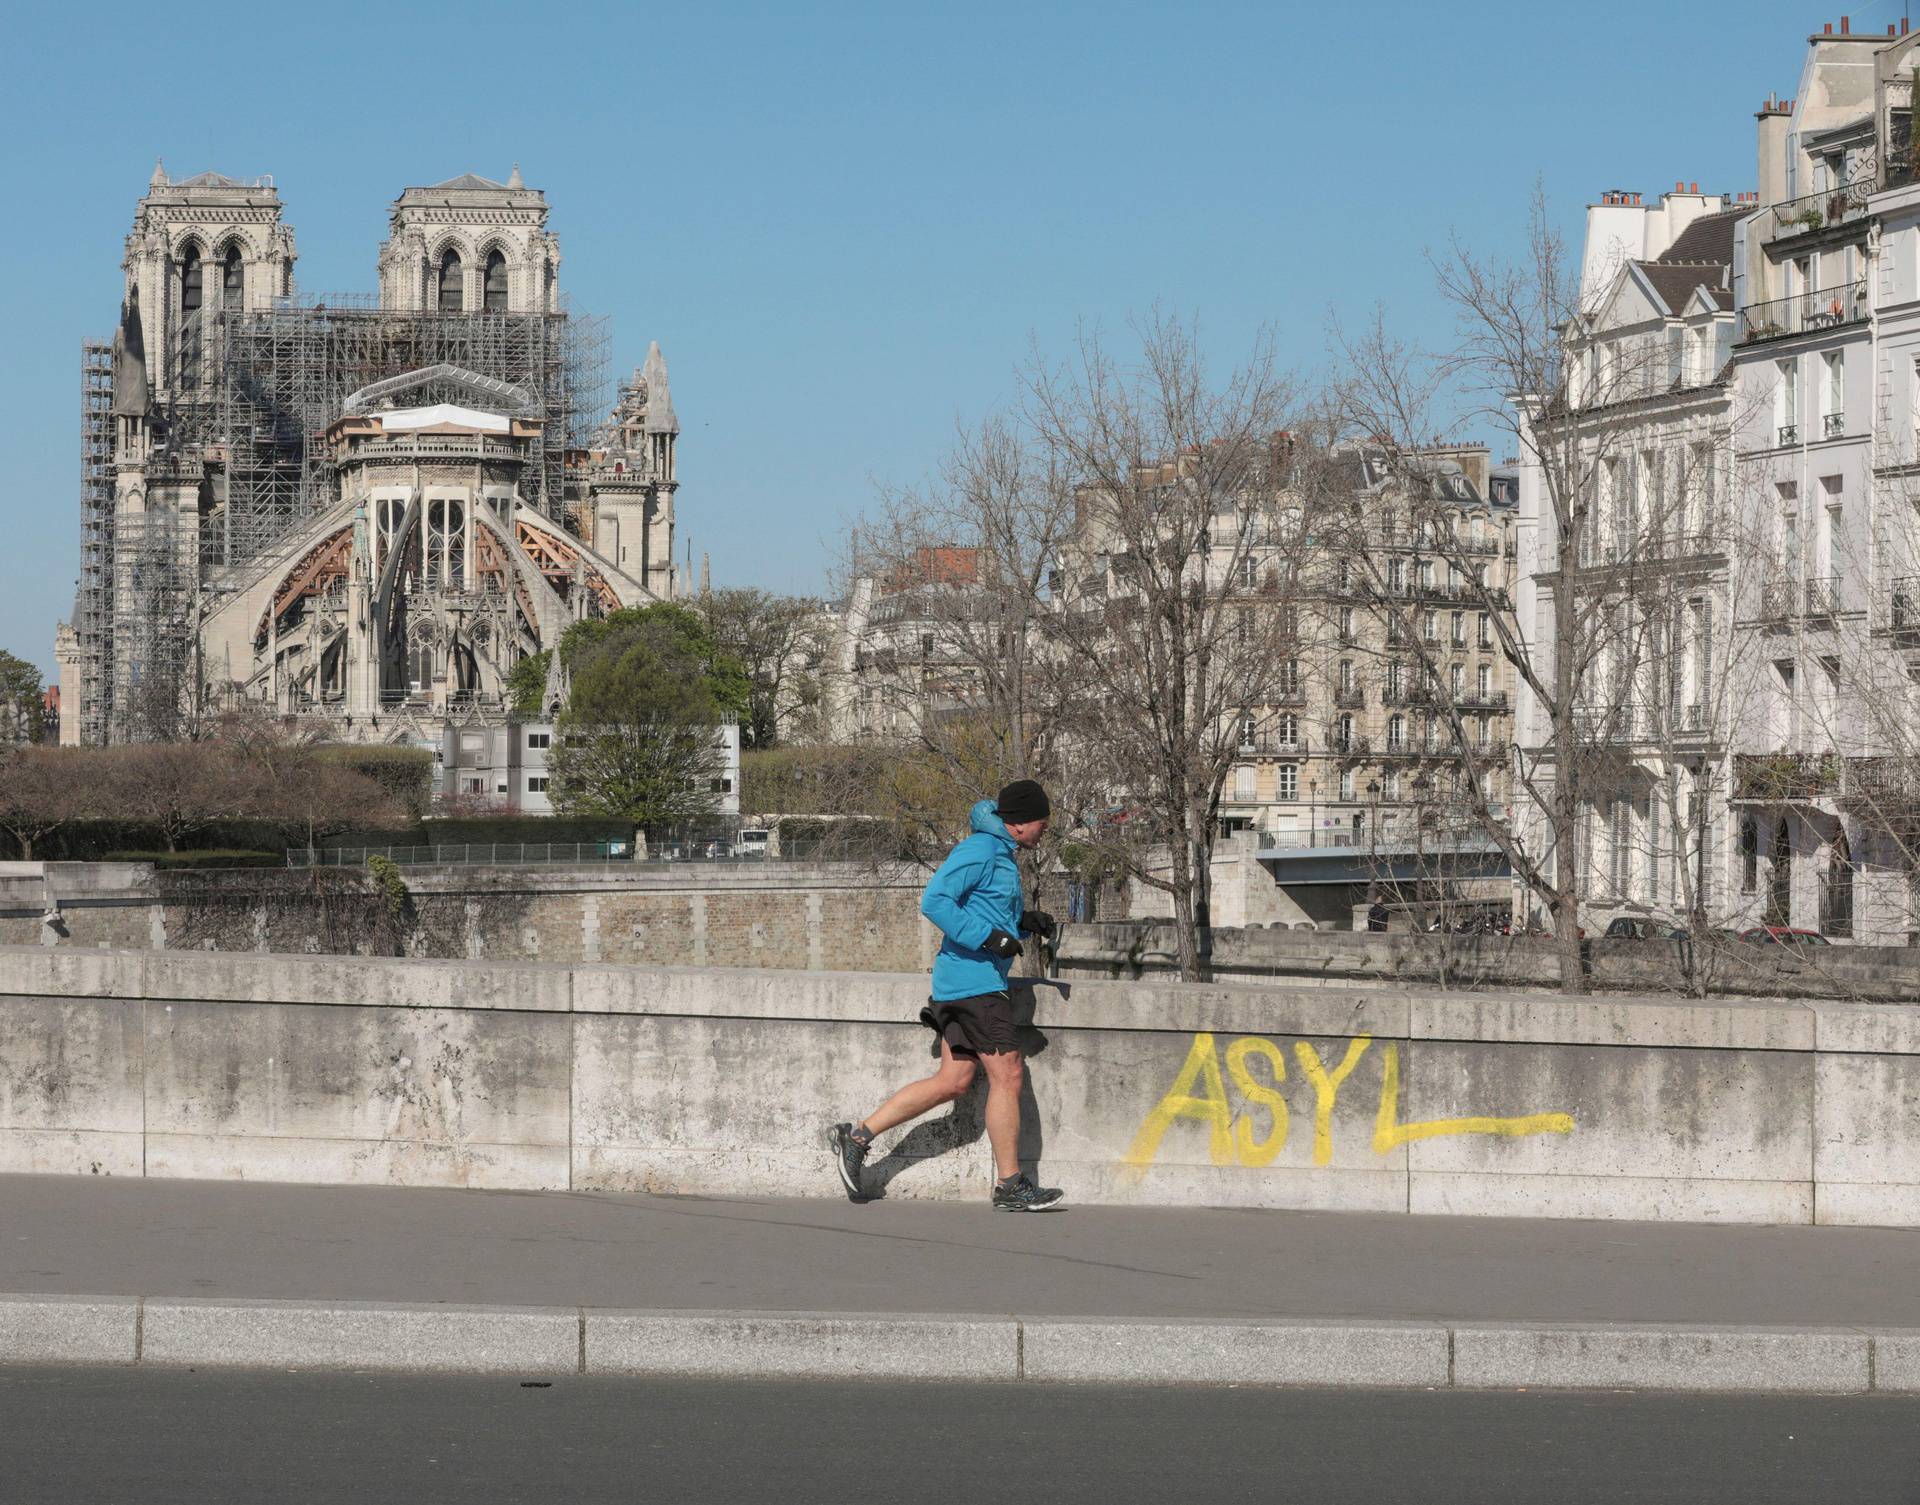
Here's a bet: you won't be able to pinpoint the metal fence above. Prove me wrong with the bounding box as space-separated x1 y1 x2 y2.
289 842 645 868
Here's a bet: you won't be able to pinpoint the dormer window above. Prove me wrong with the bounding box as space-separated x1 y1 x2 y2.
438 249 464 313
484 250 508 313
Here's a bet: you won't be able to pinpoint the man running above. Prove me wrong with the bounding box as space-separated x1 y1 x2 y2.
827 779 1065 1210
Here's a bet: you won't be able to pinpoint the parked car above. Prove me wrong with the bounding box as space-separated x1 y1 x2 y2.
1738 925 1831 946
1603 916 1687 941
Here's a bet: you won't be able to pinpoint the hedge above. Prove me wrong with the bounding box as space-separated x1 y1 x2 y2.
101 849 285 870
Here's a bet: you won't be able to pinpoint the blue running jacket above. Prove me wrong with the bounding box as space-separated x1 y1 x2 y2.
921 800 1029 1001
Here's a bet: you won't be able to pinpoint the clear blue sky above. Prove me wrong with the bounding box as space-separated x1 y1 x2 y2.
0 0 1854 678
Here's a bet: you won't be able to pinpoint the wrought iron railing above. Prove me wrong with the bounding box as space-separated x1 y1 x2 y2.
1804 575 1840 619
1737 280 1868 345
1891 576 1920 634
1760 184 1871 246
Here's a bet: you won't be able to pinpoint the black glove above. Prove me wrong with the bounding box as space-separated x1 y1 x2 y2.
981 929 1024 959
1018 910 1056 940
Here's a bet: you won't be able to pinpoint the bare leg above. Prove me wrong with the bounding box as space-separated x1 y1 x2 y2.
861 1041 976 1136
978 1049 1024 1179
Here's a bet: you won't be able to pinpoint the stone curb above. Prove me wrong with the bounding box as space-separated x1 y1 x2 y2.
2 1294 1916 1392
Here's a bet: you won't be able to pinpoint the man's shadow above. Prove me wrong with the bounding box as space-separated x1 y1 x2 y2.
859 980 1066 1200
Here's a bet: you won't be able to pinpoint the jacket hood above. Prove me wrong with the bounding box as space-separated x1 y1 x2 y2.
969 799 1013 846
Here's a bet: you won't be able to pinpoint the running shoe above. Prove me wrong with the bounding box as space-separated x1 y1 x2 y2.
991 1173 1066 1212
826 1122 868 1201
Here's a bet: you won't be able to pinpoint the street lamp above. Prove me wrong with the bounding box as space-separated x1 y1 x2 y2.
1309 777 1318 850
1366 779 1380 859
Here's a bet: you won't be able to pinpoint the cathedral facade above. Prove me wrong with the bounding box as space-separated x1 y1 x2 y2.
58 165 679 746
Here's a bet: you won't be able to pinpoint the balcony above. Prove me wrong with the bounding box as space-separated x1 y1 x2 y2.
1776 423 1799 446
1333 686 1366 709
1330 734 1371 757
1734 751 1838 803
1887 576 1920 638
1736 280 1867 346
1759 185 1870 248
1571 704 1641 744
1840 756 1920 818
1822 412 1845 440
1237 732 1311 756
1804 575 1839 620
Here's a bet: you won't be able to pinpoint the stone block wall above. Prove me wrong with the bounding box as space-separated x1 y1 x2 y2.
6 944 1919 1227
0 863 937 973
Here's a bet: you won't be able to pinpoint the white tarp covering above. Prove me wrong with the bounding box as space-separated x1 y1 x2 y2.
379 403 511 434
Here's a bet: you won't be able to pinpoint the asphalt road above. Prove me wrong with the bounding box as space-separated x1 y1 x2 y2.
4 1367 1919 1504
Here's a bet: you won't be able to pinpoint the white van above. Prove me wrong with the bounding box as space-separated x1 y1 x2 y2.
731 828 772 860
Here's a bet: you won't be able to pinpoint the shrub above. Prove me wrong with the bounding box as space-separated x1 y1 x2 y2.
312 745 435 822
101 849 284 869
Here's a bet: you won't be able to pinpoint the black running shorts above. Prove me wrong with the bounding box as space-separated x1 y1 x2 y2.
918 991 1018 1059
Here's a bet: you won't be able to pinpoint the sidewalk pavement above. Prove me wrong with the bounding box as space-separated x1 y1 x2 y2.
3 1174 1917 1392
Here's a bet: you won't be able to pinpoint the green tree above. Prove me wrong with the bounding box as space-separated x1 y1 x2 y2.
548 617 728 834
559 604 751 719
0 650 47 744
507 651 552 719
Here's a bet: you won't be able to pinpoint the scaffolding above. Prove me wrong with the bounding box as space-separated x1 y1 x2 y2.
77 340 115 745
197 292 609 575
77 290 610 742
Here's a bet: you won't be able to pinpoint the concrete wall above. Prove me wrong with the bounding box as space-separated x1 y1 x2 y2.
0 862 936 973
1058 921 1920 1004
4 944 1918 1227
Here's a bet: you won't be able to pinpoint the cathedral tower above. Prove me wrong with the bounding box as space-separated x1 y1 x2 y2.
377 166 561 314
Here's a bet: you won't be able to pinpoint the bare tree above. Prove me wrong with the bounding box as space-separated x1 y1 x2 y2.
839 410 1092 890
96 742 250 852
696 587 826 749
0 747 94 859
1334 192 1766 992
1024 312 1307 980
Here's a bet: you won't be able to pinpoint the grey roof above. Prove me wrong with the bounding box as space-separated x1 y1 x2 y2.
427 173 506 191
1654 208 1741 267
173 170 251 189
1639 261 1727 316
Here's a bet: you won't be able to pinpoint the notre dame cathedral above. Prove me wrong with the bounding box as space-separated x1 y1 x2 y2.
57 163 681 746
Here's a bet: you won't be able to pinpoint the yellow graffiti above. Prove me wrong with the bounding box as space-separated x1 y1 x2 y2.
1372 1042 1574 1153
1123 1032 1576 1173
1224 1036 1289 1168
1123 1031 1234 1169
1292 1035 1373 1167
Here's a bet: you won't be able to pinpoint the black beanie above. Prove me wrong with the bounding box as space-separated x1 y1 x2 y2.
995 779 1051 824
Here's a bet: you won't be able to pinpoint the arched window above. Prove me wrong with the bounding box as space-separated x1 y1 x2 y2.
437 249 464 313
483 250 508 313
1821 831 1854 938
221 244 243 309
1766 818 1793 928
179 245 202 316
1740 818 1758 893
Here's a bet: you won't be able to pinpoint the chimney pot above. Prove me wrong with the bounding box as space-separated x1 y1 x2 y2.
1841 15 1849 34
1690 181 1699 193
1676 179 1685 193
1824 22 1833 33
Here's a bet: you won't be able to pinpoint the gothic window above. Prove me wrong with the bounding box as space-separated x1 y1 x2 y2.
438 250 464 313
221 244 243 309
180 245 202 316
484 250 509 313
